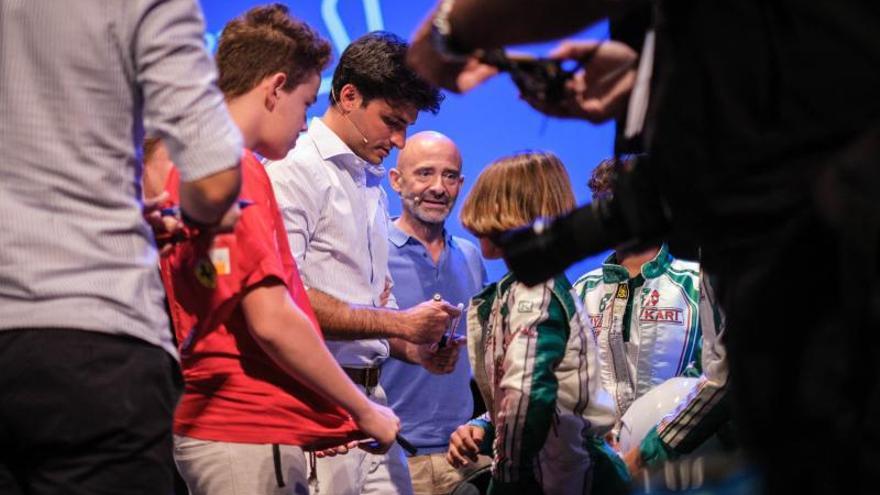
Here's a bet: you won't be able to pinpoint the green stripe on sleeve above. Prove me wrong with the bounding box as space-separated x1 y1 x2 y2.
519 294 569 467
639 426 677 467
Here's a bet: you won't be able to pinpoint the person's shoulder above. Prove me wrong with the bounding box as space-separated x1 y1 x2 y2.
241 150 267 178
506 275 576 323
264 136 324 180
263 140 332 197
573 267 605 291
237 153 268 196
668 257 700 279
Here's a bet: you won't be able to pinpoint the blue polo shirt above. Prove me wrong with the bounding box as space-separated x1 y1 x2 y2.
380 220 487 454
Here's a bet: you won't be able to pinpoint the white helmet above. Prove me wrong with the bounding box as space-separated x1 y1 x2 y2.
617 376 700 453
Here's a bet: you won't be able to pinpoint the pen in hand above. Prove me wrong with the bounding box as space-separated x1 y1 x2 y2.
359 433 418 456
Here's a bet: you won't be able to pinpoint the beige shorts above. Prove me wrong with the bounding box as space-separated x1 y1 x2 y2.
173 435 307 495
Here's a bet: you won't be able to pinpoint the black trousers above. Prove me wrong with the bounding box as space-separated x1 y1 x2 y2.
0 328 182 494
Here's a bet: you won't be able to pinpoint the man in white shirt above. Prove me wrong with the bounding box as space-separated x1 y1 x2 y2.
266 32 457 495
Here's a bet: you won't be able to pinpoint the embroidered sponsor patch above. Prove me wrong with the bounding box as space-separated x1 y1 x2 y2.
641 288 660 307
616 284 629 299
639 307 684 324
517 301 534 313
209 247 231 276
588 313 604 330
194 258 217 288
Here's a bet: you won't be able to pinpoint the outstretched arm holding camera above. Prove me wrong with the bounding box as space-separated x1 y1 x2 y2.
408 0 641 118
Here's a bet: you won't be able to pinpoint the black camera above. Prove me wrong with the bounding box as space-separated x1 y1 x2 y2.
480 49 576 103
496 156 672 286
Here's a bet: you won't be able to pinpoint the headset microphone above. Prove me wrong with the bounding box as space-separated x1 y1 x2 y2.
348 115 369 145
399 190 422 204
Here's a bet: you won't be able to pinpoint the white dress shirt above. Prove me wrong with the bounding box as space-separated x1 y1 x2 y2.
266 118 393 367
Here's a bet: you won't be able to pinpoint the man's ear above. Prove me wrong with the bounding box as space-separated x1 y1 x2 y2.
337 83 362 113
265 72 287 111
388 168 403 194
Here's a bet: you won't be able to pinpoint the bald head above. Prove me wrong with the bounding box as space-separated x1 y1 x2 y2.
397 131 461 172
391 131 464 228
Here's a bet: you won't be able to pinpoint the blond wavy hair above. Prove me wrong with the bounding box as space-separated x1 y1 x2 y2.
460 151 576 237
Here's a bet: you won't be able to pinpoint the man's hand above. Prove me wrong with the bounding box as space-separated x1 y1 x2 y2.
417 336 465 374
350 402 400 455
401 299 462 344
379 278 393 308
143 191 182 255
145 194 240 254
407 12 499 93
447 424 485 468
522 39 638 123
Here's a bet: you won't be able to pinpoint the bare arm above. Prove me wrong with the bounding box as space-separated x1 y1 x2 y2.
307 288 460 345
179 167 241 226
442 0 629 51
241 280 399 449
408 0 641 94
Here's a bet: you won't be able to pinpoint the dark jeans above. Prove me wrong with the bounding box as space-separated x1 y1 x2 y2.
0 328 182 494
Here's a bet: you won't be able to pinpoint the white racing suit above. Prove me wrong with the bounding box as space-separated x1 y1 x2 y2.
466 273 628 495
573 244 703 418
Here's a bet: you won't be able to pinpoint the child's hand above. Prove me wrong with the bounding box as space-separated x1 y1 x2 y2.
352 403 400 454
447 424 485 468
314 440 359 458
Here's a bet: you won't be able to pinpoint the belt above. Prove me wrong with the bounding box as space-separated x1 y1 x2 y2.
343 366 381 388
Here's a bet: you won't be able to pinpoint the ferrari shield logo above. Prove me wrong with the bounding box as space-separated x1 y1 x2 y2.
194 258 217 289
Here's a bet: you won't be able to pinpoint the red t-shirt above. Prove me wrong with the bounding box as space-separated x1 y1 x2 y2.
160 150 359 448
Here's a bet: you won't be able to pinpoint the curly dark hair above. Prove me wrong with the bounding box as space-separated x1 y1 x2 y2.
330 31 443 114
588 157 622 201
217 4 331 98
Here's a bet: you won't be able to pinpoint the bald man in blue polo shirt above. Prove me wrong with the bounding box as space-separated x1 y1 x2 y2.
381 131 489 494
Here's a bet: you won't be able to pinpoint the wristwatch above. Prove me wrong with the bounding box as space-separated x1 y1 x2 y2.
430 0 472 61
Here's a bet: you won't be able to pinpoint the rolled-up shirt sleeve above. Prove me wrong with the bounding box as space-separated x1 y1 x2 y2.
135 0 242 181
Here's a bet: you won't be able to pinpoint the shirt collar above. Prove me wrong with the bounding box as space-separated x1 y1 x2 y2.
388 219 411 248
388 217 452 249
307 117 386 178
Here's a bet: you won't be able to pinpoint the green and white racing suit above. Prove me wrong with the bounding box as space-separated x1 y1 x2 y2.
638 275 731 467
467 273 629 495
573 245 703 418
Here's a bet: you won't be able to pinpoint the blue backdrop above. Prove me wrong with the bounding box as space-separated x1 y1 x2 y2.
201 0 613 282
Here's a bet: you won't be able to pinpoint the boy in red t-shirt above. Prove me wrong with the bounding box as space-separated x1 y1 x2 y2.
145 6 399 494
